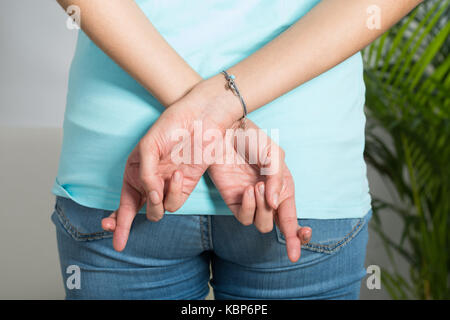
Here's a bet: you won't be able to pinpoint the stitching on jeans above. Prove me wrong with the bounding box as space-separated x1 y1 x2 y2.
305 218 362 248
199 216 206 251
55 202 113 241
207 215 213 250
302 218 364 254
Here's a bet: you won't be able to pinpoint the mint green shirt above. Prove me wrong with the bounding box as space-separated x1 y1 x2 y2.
52 0 372 219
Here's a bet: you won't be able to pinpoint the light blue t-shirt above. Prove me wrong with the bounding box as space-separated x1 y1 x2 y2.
52 0 372 219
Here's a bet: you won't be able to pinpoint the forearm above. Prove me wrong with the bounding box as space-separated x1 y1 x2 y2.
56 0 200 106
198 0 424 121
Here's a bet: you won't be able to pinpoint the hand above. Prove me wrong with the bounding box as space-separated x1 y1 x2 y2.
102 90 228 252
207 119 311 262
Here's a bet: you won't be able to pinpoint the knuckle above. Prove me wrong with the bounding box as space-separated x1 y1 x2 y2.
115 224 130 234
284 234 298 242
139 173 153 188
119 203 136 213
137 140 147 154
280 217 297 227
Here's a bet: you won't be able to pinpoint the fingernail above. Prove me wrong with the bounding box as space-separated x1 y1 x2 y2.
149 191 160 204
248 187 254 196
173 171 181 183
302 229 311 243
273 193 279 208
258 184 265 195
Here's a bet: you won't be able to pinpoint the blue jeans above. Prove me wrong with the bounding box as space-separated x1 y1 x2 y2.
51 196 372 300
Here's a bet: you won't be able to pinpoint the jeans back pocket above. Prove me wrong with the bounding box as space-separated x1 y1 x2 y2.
52 196 113 241
275 209 372 254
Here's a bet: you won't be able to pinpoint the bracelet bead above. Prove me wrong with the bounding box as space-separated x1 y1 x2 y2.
221 70 248 127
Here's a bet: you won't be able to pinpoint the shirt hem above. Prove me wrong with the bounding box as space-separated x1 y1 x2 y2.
52 180 372 219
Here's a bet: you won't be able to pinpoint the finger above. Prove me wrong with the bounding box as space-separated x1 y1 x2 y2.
298 226 312 244
236 185 256 226
139 141 164 221
265 165 284 210
113 182 143 252
247 121 284 210
254 182 274 233
277 196 301 263
146 190 165 222
102 211 117 231
163 170 185 212
259 140 284 210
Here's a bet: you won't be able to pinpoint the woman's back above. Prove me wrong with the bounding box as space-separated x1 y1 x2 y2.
52 0 371 219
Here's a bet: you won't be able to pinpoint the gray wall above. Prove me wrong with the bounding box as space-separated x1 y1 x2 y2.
0 0 403 299
1 0 77 127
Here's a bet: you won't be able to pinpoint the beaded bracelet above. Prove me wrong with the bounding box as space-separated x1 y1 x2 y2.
221 70 248 127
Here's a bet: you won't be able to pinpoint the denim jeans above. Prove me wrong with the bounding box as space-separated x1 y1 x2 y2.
51 196 372 300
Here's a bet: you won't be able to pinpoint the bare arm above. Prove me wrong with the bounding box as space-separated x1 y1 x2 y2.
56 0 423 121
196 0 424 121
56 0 200 106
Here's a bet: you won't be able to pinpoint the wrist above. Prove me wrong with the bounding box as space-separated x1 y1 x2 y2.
190 73 245 128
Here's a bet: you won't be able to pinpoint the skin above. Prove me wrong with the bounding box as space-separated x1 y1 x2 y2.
56 0 423 262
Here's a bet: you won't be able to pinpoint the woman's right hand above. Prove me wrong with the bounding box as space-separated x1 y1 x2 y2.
207 118 311 262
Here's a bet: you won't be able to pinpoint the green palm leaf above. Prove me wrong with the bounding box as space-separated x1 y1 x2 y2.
363 0 450 299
